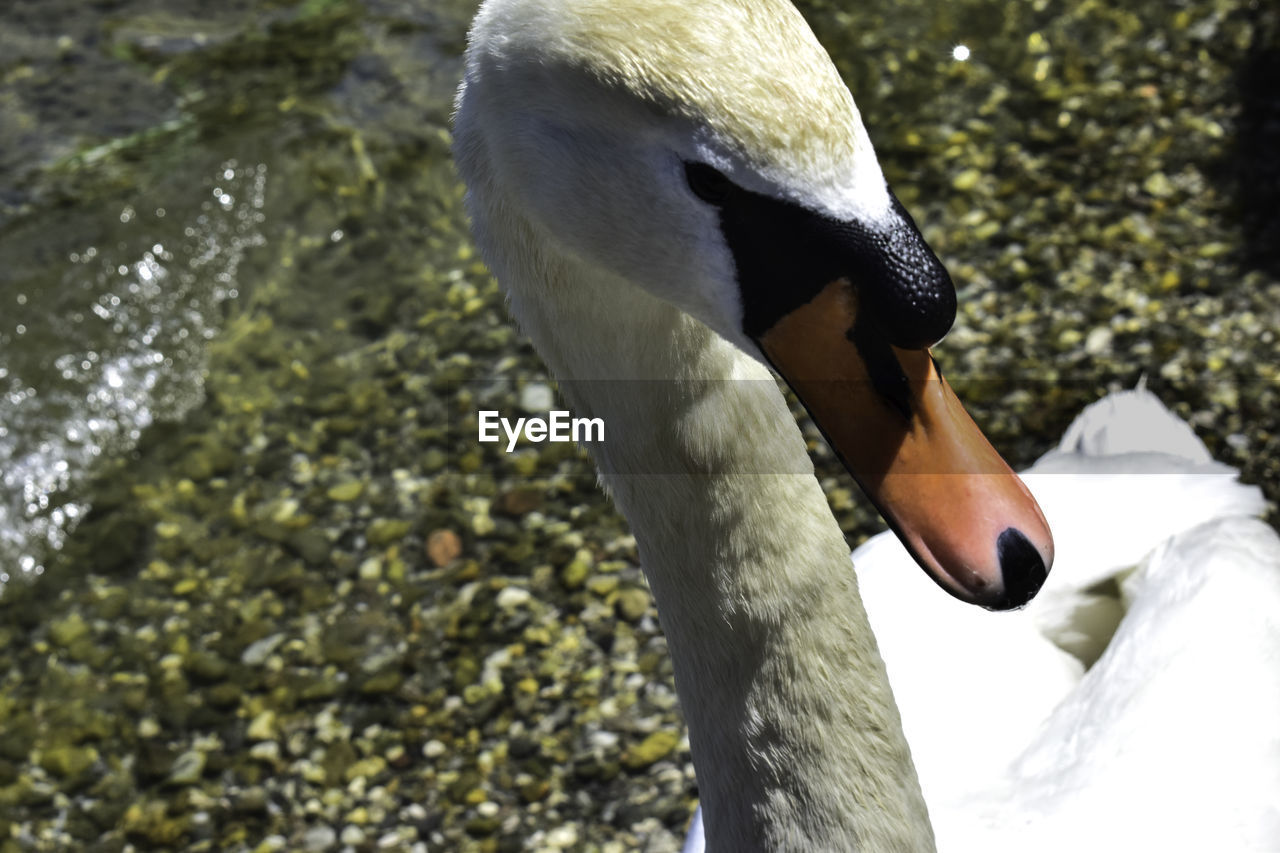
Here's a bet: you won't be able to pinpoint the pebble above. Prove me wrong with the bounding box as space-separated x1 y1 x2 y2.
951 168 981 191
359 556 383 580
1084 327 1114 356
615 587 651 623
327 481 365 502
520 382 555 412
168 750 206 785
241 633 286 666
426 529 462 566
1143 171 1175 198
623 731 680 770
367 518 410 546
302 824 338 851
247 710 278 741
543 824 580 848
496 586 532 610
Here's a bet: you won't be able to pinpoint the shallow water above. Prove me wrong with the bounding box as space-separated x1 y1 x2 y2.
0 0 1276 849
1 157 267 579
1 0 476 586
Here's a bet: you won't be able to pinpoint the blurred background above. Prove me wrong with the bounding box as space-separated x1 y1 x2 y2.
0 0 1276 850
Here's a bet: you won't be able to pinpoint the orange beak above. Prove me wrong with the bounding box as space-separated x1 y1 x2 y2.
759 278 1054 610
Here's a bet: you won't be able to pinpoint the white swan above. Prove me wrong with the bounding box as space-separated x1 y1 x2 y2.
455 1 1075 849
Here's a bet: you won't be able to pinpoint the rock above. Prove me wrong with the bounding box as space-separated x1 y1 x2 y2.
289 528 332 565
241 633 286 666
168 749 206 785
235 786 269 815
543 824 580 849
302 824 338 851
622 730 679 770
519 382 554 412
560 550 593 589
1084 326 1114 356
344 755 387 783
48 612 90 648
614 587 651 623
326 481 364 501
40 745 99 783
183 649 229 682
359 556 383 580
495 586 532 611
519 779 550 805
358 669 404 694
586 575 618 597
321 742 358 785
367 518 411 546
250 741 281 764
121 800 189 845
494 486 543 516
247 710 277 741
1143 171 1175 198
465 815 500 837
206 682 242 709
427 529 462 566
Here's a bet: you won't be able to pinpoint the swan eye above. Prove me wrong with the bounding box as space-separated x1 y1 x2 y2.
685 162 733 206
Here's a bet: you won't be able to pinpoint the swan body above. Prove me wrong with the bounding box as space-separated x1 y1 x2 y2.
941 515 1280 853
685 385 1280 851
456 1 1062 849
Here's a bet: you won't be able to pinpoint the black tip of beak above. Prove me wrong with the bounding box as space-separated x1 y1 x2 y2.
988 527 1049 611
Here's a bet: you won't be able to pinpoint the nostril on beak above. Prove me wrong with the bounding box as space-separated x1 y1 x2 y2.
988 527 1048 611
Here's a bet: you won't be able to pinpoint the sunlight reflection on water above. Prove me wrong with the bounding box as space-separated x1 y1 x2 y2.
0 160 268 585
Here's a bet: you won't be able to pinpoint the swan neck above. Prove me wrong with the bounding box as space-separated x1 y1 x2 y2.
504 253 933 850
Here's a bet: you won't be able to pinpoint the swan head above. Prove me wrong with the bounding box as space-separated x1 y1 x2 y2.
455 0 1054 609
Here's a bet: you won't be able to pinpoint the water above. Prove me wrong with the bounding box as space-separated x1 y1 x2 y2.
0 158 268 581
0 0 475 588
0 0 1276 849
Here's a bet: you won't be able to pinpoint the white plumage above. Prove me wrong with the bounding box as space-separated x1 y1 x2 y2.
687 385 1280 851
